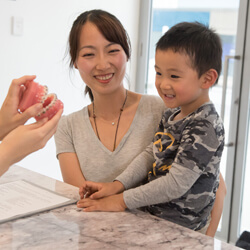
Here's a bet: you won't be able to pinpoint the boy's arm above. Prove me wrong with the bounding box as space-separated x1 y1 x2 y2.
115 142 154 189
77 164 199 212
123 163 199 209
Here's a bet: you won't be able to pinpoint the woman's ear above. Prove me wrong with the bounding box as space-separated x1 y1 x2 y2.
201 69 218 89
74 63 78 69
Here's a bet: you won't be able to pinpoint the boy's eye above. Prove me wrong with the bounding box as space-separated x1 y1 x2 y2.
109 49 120 53
156 72 161 76
171 75 179 79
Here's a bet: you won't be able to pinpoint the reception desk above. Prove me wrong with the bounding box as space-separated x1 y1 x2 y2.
0 166 240 249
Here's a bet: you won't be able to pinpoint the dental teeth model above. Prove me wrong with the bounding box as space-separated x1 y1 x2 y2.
18 81 63 121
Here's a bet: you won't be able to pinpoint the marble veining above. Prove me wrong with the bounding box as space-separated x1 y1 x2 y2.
0 166 240 250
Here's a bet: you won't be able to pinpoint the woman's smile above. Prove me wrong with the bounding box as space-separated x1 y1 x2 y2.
94 73 114 83
75 22 127 94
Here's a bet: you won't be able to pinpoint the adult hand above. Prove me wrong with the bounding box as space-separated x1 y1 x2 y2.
0 75 43 140
77 194 127 212
0 108 63 176
79 181 125 200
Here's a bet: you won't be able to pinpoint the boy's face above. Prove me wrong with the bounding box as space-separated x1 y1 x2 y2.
155 49 209 116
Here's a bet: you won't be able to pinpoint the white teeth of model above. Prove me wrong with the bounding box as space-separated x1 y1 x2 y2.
38 95 57 115
40 86 48 103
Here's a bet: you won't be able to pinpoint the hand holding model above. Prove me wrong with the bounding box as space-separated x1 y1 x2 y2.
0 75 43 140
0 75 63 176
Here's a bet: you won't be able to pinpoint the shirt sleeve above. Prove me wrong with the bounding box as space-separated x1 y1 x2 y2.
115 142 154 189
123 163 200 209
54 115 75 157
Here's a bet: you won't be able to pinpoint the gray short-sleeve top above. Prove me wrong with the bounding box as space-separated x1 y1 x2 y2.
54 94 166 182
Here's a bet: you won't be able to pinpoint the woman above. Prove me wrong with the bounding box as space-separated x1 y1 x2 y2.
54 10 165 186
54 9 226 237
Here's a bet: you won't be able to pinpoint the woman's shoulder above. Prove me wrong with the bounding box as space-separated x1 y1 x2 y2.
59 106 88 126
140 94 166 110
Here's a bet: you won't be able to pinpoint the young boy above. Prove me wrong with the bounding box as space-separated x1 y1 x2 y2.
77 22 225 233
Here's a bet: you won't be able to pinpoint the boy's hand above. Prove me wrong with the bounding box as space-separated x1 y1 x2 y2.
79 181 125 200
77 194 127 212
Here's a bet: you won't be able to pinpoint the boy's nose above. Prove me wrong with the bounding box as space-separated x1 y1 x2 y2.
160 79 171 89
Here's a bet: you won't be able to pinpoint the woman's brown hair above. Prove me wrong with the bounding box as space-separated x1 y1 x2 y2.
69 9 131 101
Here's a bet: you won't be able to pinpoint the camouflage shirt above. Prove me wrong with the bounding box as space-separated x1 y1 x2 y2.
146 102 225 230
119 102 224 231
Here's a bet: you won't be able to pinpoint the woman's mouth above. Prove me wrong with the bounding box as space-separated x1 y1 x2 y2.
95 73 113 82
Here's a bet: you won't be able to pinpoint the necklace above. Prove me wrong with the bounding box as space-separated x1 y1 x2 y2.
93 90 128 151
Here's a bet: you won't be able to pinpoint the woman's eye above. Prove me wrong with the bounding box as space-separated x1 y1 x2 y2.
171 75 179 79
83 53 94 57
156 72 161 76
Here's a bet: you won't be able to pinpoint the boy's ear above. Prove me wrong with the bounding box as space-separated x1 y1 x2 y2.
201 69 218 89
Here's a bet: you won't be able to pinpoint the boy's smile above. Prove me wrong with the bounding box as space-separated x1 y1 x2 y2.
154 49 210 119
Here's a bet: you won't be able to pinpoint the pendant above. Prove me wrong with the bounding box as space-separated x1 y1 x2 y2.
112 122 115 126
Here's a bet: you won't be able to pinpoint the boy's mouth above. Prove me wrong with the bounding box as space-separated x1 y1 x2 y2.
165 94 175 98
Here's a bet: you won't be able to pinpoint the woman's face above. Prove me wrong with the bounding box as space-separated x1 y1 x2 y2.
75 22 127 97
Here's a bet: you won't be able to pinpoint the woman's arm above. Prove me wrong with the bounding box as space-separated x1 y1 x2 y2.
58 152 86 187
206 173 227 237
0 109 63 176
0 142 15 176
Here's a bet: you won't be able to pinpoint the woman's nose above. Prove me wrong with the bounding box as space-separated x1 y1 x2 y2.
95 55 110 70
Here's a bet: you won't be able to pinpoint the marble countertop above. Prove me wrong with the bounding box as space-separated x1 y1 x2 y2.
0 165 240 250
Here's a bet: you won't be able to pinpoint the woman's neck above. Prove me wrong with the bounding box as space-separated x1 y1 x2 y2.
91 88 128 120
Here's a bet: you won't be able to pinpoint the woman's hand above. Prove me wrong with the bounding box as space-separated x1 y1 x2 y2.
0 108 63 176
0 75 43 140
77 193 127 212
79 181 125 199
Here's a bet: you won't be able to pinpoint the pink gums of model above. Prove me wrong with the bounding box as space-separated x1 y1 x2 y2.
18 81 63 121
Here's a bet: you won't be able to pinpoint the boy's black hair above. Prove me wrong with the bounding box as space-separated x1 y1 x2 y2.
156 22 222 83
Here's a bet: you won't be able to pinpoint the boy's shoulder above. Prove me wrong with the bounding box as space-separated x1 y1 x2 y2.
181 102 221 123
195 102 219 118
185 103 224 139
193 102 224 129
161 102 224 132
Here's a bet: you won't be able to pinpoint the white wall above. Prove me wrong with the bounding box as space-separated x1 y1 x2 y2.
0 0 140 180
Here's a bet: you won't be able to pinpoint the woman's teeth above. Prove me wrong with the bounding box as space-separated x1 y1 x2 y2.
95 74 113 80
